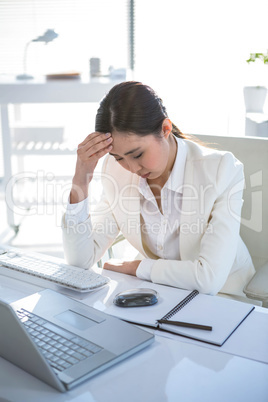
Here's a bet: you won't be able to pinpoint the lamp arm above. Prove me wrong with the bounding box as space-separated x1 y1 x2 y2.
22 40 33 75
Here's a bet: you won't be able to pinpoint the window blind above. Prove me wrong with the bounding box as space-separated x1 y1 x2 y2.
0 0 134 76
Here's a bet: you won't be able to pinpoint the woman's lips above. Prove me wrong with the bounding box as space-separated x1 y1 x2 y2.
141 172 151 179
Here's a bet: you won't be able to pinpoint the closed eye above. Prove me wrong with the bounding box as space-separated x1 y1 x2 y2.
134 152 143 159
114 152 143 162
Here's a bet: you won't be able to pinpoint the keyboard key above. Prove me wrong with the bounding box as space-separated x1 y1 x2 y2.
54 350 65 358
72 338 90 348
36 319 46 325
61 361 72 370
65 356 79 365
52 335 61 341
66 349 76 356
43 352 54 360
58 345 69 353
57 358 68 366
48 340 57 346
72 352 86 361
30 316 41 323
88 345 102 353
62 340 73 347
48 347 58 354
81 349 93 358
70 344 81 351
36 340 46 348
50 355 60 363
37 333 46 340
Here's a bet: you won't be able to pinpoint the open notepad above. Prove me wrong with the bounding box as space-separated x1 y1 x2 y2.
104 283 255 346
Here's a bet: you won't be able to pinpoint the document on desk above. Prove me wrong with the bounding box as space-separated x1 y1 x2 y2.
104 283 255 347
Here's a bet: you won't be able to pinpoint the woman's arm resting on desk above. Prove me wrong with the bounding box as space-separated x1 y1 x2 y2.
103 259 141 276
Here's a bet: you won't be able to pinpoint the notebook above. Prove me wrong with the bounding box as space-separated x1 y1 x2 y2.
103 283 255 346
0 289 154 392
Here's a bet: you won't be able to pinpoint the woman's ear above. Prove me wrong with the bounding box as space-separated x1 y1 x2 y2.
162 118 173 139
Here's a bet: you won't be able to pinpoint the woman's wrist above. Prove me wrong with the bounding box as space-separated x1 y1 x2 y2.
70 181 89 204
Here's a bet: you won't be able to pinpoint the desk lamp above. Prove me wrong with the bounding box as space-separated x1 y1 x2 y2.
16 29 59 80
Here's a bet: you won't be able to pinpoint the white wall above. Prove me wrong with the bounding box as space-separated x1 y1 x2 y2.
134 0 268 136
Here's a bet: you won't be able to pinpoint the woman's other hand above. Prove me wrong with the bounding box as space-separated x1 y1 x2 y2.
103 259 141 276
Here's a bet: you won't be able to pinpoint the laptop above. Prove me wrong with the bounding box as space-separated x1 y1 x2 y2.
0 289 154 392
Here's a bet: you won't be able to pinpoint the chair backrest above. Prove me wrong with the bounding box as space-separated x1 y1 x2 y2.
194 134 268 270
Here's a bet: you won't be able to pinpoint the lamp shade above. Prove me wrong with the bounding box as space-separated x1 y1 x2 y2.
32 29 58 44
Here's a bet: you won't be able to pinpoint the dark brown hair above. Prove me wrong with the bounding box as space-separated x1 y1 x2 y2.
95 81 188 139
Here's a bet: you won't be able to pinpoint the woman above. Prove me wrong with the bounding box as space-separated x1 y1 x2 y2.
62 81 255 297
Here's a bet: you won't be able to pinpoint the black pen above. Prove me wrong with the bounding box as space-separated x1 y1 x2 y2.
157 319 212 331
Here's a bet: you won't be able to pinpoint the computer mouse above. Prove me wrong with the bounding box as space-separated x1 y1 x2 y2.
113 288 158 307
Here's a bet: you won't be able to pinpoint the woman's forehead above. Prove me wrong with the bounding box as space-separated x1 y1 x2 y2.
111 132 143 154
110 131 156 155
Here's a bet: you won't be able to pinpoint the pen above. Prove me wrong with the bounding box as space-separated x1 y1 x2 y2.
157 319 213 331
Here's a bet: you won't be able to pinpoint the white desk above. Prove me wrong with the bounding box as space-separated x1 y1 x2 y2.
0 75 120 230
0 264 268 402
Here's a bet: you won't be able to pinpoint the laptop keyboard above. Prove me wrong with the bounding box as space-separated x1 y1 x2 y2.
17 309 103 373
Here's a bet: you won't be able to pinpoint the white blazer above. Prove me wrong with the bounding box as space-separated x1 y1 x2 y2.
62 139 255 297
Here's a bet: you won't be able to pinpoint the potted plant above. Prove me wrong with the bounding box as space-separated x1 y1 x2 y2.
244 50 268 113
246 51 268 65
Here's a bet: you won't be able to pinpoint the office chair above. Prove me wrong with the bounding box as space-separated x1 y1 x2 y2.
195 134 268 307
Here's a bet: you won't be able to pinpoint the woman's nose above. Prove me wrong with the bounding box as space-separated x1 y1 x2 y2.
127 159 141 174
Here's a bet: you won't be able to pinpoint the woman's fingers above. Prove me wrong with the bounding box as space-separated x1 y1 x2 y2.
78 140 113 161
79 131 110 148
78 131 101 146
77 132 113 160
94 143 113 159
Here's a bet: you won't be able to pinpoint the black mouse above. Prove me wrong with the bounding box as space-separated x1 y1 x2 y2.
113 288 158 307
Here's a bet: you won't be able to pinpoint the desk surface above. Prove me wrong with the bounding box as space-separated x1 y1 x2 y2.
0 267 268 402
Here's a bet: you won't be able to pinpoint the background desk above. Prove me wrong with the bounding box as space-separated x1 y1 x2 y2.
0 264 268 402
0 75 120 230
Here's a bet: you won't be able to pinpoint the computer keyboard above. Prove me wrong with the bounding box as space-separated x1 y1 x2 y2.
0 248 109 292
16 308 103 373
